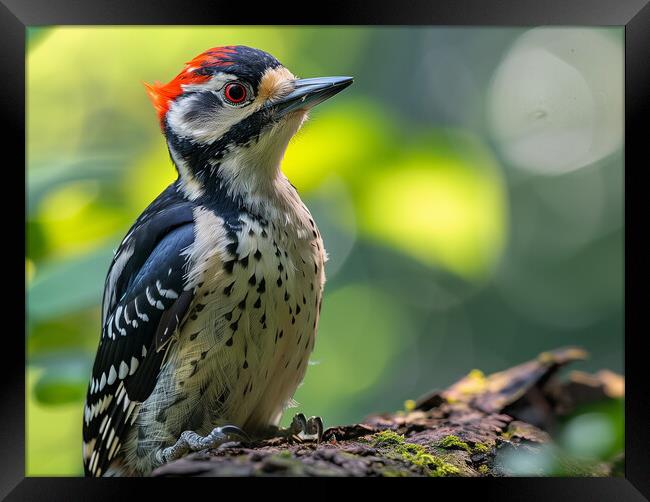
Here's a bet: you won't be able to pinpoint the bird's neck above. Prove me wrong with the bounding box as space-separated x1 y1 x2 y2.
165 107 309 221
168 136 305 227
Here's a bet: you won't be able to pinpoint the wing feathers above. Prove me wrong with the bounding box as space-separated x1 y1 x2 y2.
83 185 196 477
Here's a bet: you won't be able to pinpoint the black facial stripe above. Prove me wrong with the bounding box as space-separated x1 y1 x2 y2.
214 105 275 151
180 91 224 126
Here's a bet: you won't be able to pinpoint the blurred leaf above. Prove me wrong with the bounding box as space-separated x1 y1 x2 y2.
26 219 47 262
25 258 36 285
29 312 100 356
35 182 129 259
34 371 87 406
27 245 114 322
358 131 506 279
499 444 557 476
560 413 615 460
121 143 178 211
559 398 624 461
27 368 84 476
283 99 396 192
27 157 126 213
31 351 90 406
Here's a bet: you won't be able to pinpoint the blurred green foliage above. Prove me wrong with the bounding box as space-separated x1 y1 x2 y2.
499 398 624 476
26 27 623 476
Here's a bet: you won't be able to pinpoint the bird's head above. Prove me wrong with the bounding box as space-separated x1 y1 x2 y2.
145 45 353 204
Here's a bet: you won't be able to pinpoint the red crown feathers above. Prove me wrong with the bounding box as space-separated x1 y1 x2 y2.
144 46 237 126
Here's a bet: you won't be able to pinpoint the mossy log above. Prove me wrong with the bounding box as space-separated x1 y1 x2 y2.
152 347 624 477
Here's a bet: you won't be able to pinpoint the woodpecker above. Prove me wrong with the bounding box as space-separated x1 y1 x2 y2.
81 45 353 477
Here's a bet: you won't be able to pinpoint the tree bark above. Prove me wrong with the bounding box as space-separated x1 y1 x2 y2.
152 347 624 477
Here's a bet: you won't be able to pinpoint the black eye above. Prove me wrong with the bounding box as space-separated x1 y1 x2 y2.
224 82 247 104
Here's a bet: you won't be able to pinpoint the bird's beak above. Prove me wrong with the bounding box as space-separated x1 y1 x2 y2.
270 76 354 117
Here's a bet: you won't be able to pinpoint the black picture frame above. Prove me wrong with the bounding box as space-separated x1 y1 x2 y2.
7 0 649 499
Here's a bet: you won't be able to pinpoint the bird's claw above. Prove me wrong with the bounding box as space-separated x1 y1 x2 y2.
305 415 324 440
280 413 323 443
158 424 249 464
212 424 250 443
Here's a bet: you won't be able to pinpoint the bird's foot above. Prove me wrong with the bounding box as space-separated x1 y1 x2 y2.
157 424 249 464
275 413 324 443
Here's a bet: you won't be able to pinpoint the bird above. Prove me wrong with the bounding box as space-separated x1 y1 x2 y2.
81 45 353 477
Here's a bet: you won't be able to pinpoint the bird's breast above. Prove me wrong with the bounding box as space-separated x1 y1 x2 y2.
163 205 326 434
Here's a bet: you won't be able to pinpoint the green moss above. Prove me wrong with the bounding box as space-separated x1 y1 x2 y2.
468 368 485 380
439 435 472 452
478 464 490 475
457 369 487 395
402 449 460 476
276 450 292 458
372 430 405 447
439 435 491 455
370 431 460 477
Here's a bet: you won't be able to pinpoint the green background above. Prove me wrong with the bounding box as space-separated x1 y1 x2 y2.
26 27 624 476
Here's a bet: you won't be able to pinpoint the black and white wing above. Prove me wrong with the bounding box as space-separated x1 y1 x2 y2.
82 183 196 477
